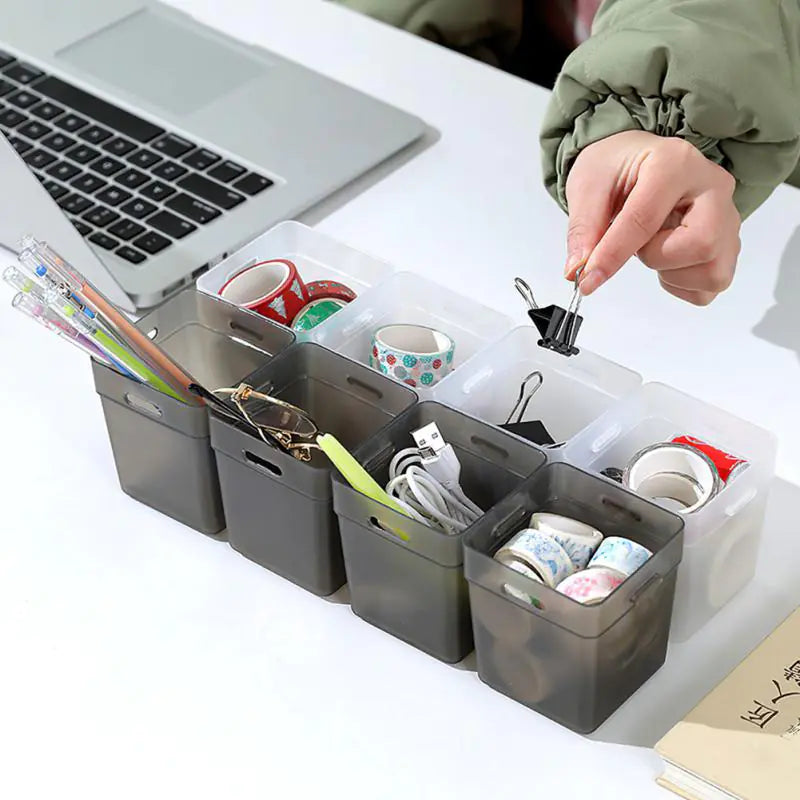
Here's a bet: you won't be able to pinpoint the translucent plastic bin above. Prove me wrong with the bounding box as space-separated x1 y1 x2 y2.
310 271 514 397
562 383 777 641
196 220 395 333
209 343 417 596
332 402 546 662
464 464 684 733
433 326 641 446
93 289 294 535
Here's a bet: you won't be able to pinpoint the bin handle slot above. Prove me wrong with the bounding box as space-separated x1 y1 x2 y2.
725 487 757 517
490 507 529 544
124 392 162 418
591 424 622 453
628 573 662 605
346 375 383 400
229 319 264 342
470 434 509 461
244 449 282 476
369 516 409 543
600 496 643 524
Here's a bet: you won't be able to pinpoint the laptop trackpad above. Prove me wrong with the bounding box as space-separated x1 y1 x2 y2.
56 8 266 116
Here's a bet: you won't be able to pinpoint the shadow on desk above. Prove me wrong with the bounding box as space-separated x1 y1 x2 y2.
753 224 800 360
589 477 800 748
298 125 441 227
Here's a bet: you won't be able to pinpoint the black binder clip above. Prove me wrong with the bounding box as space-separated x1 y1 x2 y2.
514 271 584 357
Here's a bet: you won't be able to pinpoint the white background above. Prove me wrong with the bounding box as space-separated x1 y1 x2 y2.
1 1 799 798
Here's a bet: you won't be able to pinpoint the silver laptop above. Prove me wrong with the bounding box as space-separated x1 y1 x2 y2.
0 0 425 312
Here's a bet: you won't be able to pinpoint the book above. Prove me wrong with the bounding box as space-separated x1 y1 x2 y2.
655 608 800 800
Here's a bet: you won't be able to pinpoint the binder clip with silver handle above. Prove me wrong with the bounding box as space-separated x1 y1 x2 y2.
514 267 585 357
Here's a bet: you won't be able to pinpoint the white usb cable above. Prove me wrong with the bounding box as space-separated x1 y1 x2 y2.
385 423 483 535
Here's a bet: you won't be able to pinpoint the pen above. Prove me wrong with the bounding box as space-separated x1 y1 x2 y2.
18 237 199 404
11 291 116 367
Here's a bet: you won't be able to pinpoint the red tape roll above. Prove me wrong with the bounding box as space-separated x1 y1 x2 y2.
219 259 309 326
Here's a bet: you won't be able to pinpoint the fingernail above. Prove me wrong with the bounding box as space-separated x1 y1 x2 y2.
579 268 607 296
565 253 586 278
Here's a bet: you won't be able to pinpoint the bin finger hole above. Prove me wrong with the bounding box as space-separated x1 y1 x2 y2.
369 516 407 543
469 434 509 462
244 450 283 477
346 375 383 401
229 319 265 342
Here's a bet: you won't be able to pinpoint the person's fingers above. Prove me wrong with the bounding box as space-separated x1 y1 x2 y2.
637 192 739 271
657 260 734 293
564 161 615 280
658 276 717 306
579 159 687 295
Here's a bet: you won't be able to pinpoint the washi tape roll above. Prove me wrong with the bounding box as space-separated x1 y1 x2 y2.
219 259 309 326
291 297 347 332
587 536 652 579
671 435 748 484
529 512 604 570
623 442 721 514
371 323 455 389
496 528 574 588
306 279 357 303
556 567 624 605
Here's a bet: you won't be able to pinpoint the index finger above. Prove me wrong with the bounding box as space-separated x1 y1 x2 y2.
580 162 687 294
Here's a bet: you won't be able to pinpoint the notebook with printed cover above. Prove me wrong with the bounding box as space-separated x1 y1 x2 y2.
655 608 800 800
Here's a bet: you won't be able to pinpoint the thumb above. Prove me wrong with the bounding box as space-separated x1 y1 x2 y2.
564 164 614 281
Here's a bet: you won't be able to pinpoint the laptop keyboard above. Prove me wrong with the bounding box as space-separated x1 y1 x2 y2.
0 51 274 267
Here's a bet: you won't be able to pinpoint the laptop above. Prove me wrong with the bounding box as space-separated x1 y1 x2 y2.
0 0 425 312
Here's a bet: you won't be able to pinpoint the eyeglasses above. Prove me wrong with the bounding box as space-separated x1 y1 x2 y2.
189 381 321 461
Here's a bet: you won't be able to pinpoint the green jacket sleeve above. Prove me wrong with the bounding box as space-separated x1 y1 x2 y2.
334 0 523 67
541 0 800 218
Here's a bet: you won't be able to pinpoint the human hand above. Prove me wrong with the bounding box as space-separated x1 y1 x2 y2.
564 131 741 305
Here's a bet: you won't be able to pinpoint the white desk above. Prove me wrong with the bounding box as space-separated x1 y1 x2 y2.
2 2 799 798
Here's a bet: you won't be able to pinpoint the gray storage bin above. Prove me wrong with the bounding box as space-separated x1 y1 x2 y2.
93 289 294 535
332 402 547 663
209 342 418 596
464 463 684 733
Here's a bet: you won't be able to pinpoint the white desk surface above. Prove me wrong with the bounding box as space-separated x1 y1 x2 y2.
2 1 800 798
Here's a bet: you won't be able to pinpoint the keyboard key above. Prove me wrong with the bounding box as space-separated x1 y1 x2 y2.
31 101 64 121
84 207 120 228
120 197 157 219
58 193 94 215
41 132 75 152
148 210 197 239
127 148 162 169
233 172 274 196
151 160 187 181
55 113 88 134
0 51 15 69
0 79 14 97
7 90 39 109
43 180 68 201
133 230 171 255
108 219 145 241
4 63 43 85
208 160 246 183
116 168 149 190
8 136 32 155
165 193 220 224
45 161 80 182
140 180 176 201
152 133 194 158
89 231 119 251
36 76 165 143
23 149 56 169
177 174 244 210
18 120 51 140
91 156 124 176
103 137 136 157
71 219 92 237
182 148 221 170
65 143 100 164
71 173 107 194
95 186 132 206
0 107 26 127
116 245 146 265
80 125 112 145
